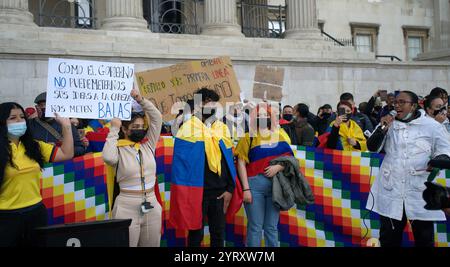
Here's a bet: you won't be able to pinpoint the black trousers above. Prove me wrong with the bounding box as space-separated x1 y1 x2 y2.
379 208 434 247
0 202 48 247
188 196 225 247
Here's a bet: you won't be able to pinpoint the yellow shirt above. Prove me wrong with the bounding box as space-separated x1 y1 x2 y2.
0 141 57 210
235 128 293 164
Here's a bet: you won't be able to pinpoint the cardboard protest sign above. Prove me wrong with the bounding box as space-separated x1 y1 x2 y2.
46 58 135 120
253 84 283 101
252 65 285 102
135 56 241 121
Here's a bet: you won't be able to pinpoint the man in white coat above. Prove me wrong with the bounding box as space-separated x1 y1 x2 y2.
366 91 450 247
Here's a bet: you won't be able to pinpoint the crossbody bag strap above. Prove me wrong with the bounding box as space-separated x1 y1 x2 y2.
35 118 63 141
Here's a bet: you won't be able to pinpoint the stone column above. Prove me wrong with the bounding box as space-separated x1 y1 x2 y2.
0 0 36 26
102 0 148 31
202 0 243 36
284 0 321 40
432 0 450 50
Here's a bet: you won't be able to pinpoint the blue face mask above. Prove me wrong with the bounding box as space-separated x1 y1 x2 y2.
8 121 27 139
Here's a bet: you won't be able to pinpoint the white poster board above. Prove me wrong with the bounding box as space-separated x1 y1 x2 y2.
46 58 135 120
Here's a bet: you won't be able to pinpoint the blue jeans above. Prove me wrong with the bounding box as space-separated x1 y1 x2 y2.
244 174 280 247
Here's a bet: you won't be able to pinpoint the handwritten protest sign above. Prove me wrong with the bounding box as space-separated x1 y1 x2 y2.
135 56 241 121
46 58 135 120
253 65 285 102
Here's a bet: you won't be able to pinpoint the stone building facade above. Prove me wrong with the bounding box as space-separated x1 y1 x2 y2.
0 0 449 112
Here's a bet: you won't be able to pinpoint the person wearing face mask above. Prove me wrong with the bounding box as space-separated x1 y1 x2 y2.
235 103 295 247
330 92 374 137
429 87 450 133
223 103 250 142
102 89 163 247
281 103 315 146
28 92 86 157
324 101 367 151
170 99 195 137
317 104 333 136
0 102 74 246
169 88 240 248
424 95 449 134
366 91 450 247
280 105 294 125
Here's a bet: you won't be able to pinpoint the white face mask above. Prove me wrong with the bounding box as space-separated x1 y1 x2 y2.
402 111 414 121
184 114 192 121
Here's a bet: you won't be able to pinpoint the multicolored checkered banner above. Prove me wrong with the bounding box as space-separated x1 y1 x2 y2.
41 153 109 225
156 137 450 247
41 137 450 247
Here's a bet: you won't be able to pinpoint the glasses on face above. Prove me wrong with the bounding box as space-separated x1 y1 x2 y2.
393 100 413 106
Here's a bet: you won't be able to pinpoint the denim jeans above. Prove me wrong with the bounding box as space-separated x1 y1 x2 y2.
244 174 280 247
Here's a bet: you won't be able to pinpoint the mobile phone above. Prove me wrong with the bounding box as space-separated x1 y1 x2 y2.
78 129 85 139
379 90 388 101
338 107 346 116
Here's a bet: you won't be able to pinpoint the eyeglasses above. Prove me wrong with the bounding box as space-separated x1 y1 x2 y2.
393 100 413 106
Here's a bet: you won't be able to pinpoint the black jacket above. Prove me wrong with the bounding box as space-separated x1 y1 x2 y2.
29 118 86 157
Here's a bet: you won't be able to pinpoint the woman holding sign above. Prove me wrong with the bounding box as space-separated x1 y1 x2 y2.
102 89 163 247
0 102 74 246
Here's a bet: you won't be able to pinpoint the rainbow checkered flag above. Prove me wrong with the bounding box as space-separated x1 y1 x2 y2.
156 137 450 247
39 137 449 247
41 153 109 225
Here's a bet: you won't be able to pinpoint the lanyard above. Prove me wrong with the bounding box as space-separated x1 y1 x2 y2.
136 149 147 199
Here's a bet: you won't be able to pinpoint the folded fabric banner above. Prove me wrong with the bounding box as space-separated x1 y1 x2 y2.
41 137 450 247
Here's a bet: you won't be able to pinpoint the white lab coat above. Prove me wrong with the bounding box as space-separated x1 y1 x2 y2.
366 112 450 221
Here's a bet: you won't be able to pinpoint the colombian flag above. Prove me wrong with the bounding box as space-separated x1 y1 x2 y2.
169 116 242 230
235 129 294 178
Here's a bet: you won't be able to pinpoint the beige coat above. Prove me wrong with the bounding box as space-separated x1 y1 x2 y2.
102 98 162 189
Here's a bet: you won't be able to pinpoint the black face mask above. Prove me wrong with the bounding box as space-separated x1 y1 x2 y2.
433 106 447 116
129 129 146 143
283 114 293 121
342 114 352 122
257 118 271 129
202 107 216 120
322 113 331 120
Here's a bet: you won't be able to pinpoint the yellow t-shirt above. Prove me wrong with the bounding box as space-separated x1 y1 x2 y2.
235 128 293 164
0 141 57 210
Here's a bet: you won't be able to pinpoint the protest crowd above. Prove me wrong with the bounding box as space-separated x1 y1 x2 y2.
1 59 450 248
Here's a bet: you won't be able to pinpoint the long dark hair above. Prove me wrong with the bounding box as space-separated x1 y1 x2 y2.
0 102 44 185
423 94 442 110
